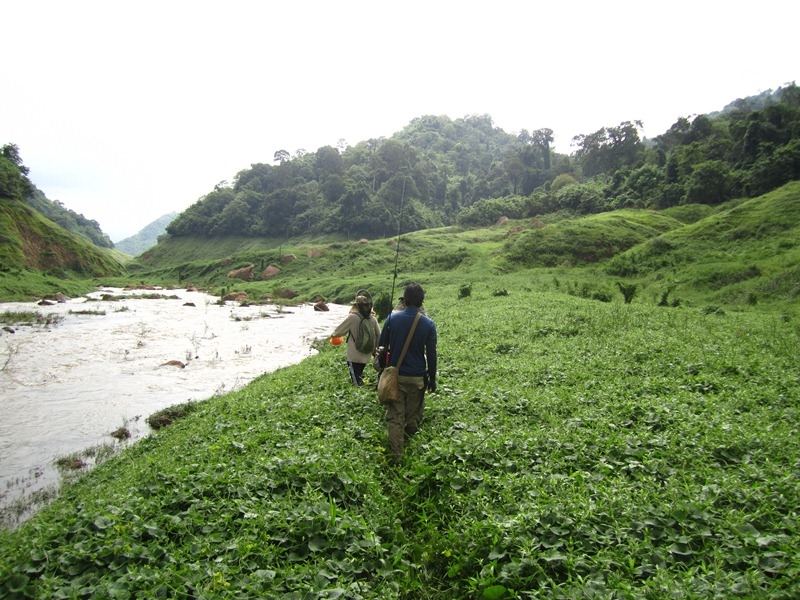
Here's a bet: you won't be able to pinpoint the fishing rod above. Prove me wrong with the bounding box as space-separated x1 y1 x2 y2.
389 176 407 307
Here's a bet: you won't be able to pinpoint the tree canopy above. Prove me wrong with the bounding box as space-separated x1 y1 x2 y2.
167 84 800 239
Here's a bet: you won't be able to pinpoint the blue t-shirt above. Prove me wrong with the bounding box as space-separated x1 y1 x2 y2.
378 307 437 379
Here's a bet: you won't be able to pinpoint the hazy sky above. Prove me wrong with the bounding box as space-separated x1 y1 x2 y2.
4 0 798 241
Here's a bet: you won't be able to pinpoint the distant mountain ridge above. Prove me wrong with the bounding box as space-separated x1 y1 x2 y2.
115 212 177 256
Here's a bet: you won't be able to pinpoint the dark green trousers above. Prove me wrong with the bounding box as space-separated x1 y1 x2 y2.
385 376 425 460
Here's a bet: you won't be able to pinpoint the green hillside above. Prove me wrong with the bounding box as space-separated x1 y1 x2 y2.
157 84 800 247
0 199 126 299
606 181 800 307
122 182 800 319
504 210 684 267
25 186 114 249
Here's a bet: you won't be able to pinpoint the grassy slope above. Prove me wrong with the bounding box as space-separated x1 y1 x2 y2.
138 233 348 267
504 209 684 267
0 283 797 598
0 199 126 300
606 182 800 309
127 183 800 316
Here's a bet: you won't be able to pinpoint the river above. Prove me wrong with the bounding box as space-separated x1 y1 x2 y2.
0 287 350 528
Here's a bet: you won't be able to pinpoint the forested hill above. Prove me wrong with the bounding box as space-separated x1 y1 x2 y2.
0 143 114 250
25 185 114 248
165 84 800 241
0 144 124 280
167 114 538 239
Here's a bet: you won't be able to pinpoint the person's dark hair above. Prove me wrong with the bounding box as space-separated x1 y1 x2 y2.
403 283 425 307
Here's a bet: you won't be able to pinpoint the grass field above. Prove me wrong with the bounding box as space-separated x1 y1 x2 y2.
1 277 798 598
1 184 799 598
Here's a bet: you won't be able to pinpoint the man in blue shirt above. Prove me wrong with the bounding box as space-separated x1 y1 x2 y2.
377 282 437 463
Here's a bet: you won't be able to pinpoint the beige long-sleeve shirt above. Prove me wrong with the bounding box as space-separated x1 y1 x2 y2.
332 310 381 364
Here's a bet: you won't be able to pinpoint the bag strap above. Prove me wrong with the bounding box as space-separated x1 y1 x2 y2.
395 311 423 370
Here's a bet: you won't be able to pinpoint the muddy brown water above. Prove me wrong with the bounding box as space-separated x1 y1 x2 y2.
0 288 350 528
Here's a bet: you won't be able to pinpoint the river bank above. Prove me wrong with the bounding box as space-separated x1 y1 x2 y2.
0 287 349 528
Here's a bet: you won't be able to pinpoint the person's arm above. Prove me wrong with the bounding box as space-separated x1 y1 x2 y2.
332 314 354 338
377 315 391 349
371 317 381 353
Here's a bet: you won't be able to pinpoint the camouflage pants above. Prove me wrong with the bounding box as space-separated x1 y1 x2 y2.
385 376 425 461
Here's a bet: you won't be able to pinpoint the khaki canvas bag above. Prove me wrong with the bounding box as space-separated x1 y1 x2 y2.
377 312 422 404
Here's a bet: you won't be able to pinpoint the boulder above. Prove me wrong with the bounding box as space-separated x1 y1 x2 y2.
307 248 323 258
43 292 68 303
280 254 297 264
183 302 196 307
261 264 281 279
313 301 329 311
2 326 14 334
227 264 254 280
160 360 186 368
358 238 369 244
110 427 131 440
38 299 56 306
496 215 509 226
222 292 248 303
274 288 299 299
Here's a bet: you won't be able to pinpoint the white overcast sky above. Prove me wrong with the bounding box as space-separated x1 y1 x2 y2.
3 0 798 241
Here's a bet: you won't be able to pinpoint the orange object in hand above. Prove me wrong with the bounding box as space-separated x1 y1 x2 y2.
330 336 344 346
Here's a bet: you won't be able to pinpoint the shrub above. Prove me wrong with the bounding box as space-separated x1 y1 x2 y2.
146 402 199 430
685 160 732 204
373 292 392 321
617 282 637 304
554 182 608 214
550 173 578 193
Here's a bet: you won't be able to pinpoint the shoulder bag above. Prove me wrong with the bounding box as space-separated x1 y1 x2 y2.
377 312 422 404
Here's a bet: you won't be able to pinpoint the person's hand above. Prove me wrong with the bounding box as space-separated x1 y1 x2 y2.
427 379 437 393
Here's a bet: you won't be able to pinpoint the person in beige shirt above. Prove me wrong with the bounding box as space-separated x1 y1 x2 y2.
331 290 381 386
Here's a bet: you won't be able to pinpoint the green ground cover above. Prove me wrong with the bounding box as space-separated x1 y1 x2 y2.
1 280 798 598
1 183 799 597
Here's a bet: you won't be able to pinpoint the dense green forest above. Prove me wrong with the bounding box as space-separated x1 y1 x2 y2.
166 84 800 240
0 144 114 248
